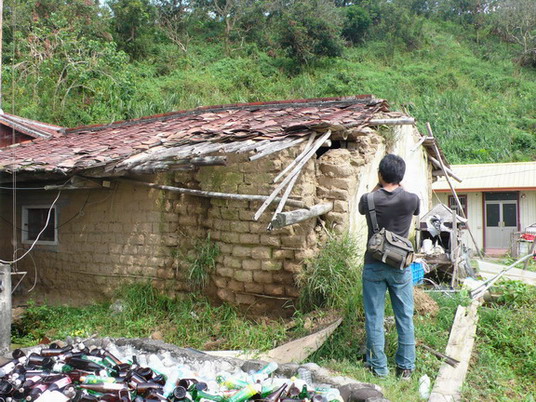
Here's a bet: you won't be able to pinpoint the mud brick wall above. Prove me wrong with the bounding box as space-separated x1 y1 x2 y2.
0 181 177 303
0 131 384 314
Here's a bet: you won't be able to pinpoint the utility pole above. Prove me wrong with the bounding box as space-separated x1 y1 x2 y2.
0 264 11 355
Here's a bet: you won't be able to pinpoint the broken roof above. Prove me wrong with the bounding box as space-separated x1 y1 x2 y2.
0 112 64 140
0 95 390 178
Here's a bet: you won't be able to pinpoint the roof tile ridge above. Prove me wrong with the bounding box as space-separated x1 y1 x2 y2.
65 94 381 135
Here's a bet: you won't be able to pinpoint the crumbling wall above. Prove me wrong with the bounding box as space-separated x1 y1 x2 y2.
1 127 421 315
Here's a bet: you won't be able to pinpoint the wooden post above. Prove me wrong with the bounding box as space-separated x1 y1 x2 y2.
121 179 306 208
426 123 483 259
270 203 333 229
450 208 459 287
0 264 11 355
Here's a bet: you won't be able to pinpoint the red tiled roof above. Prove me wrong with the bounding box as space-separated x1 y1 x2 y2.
0 96 388 175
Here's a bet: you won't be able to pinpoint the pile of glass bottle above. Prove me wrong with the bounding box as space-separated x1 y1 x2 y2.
0 342 343 402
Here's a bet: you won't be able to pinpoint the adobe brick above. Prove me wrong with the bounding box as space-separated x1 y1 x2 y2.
251 246 272 260
244 282 264 293
261 260 282 271
242 259 261 271
239 233 260 245
253 271 272 284
234 270 252 283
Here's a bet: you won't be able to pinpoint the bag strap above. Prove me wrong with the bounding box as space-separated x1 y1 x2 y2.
367 193 381 234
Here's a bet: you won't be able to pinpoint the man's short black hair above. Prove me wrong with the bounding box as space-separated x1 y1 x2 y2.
379 154 406 184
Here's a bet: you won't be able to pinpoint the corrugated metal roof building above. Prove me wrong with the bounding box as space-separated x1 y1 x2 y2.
433 162 536 255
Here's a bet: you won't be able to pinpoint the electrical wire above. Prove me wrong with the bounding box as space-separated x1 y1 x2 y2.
11 248 37 293
0 191 62 264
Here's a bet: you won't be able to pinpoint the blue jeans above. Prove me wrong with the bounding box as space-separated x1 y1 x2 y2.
362 262 415 376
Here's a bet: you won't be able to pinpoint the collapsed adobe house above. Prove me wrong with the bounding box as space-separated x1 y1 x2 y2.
0 96 442 315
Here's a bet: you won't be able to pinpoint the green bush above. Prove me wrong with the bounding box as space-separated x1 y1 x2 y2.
296 232 362 311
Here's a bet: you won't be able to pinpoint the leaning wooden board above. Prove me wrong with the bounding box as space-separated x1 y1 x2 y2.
429 299 480 402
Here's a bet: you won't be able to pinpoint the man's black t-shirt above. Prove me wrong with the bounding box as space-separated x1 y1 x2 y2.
358 187 420 264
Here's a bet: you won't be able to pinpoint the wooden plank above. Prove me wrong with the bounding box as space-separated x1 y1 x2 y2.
270 203 333 229
122 179 306 208
274 134 316 183
249 137 305 161
253 131 331 221
429 299 480 402
428 156 462 183
267 172 301 230
368 117 415 125
257 318 343 364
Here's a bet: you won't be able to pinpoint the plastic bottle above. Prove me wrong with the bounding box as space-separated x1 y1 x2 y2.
419 374 431 400
227 384 262 402
296 368 313 387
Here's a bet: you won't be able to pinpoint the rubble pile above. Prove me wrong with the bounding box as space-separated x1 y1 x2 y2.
0 339 367 402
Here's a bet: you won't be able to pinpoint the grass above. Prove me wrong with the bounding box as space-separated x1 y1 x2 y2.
11 259 536 400
12 283 289 352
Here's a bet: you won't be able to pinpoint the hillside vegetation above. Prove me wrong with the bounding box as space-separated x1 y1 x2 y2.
3 0 536 163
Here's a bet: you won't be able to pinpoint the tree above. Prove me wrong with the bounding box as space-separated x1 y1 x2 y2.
341 5 372 44
108 0 157 59
275 0 344 66
4 0 134 125
494 0 536 67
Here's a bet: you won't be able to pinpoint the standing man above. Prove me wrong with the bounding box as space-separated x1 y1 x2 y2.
358 154 420 379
